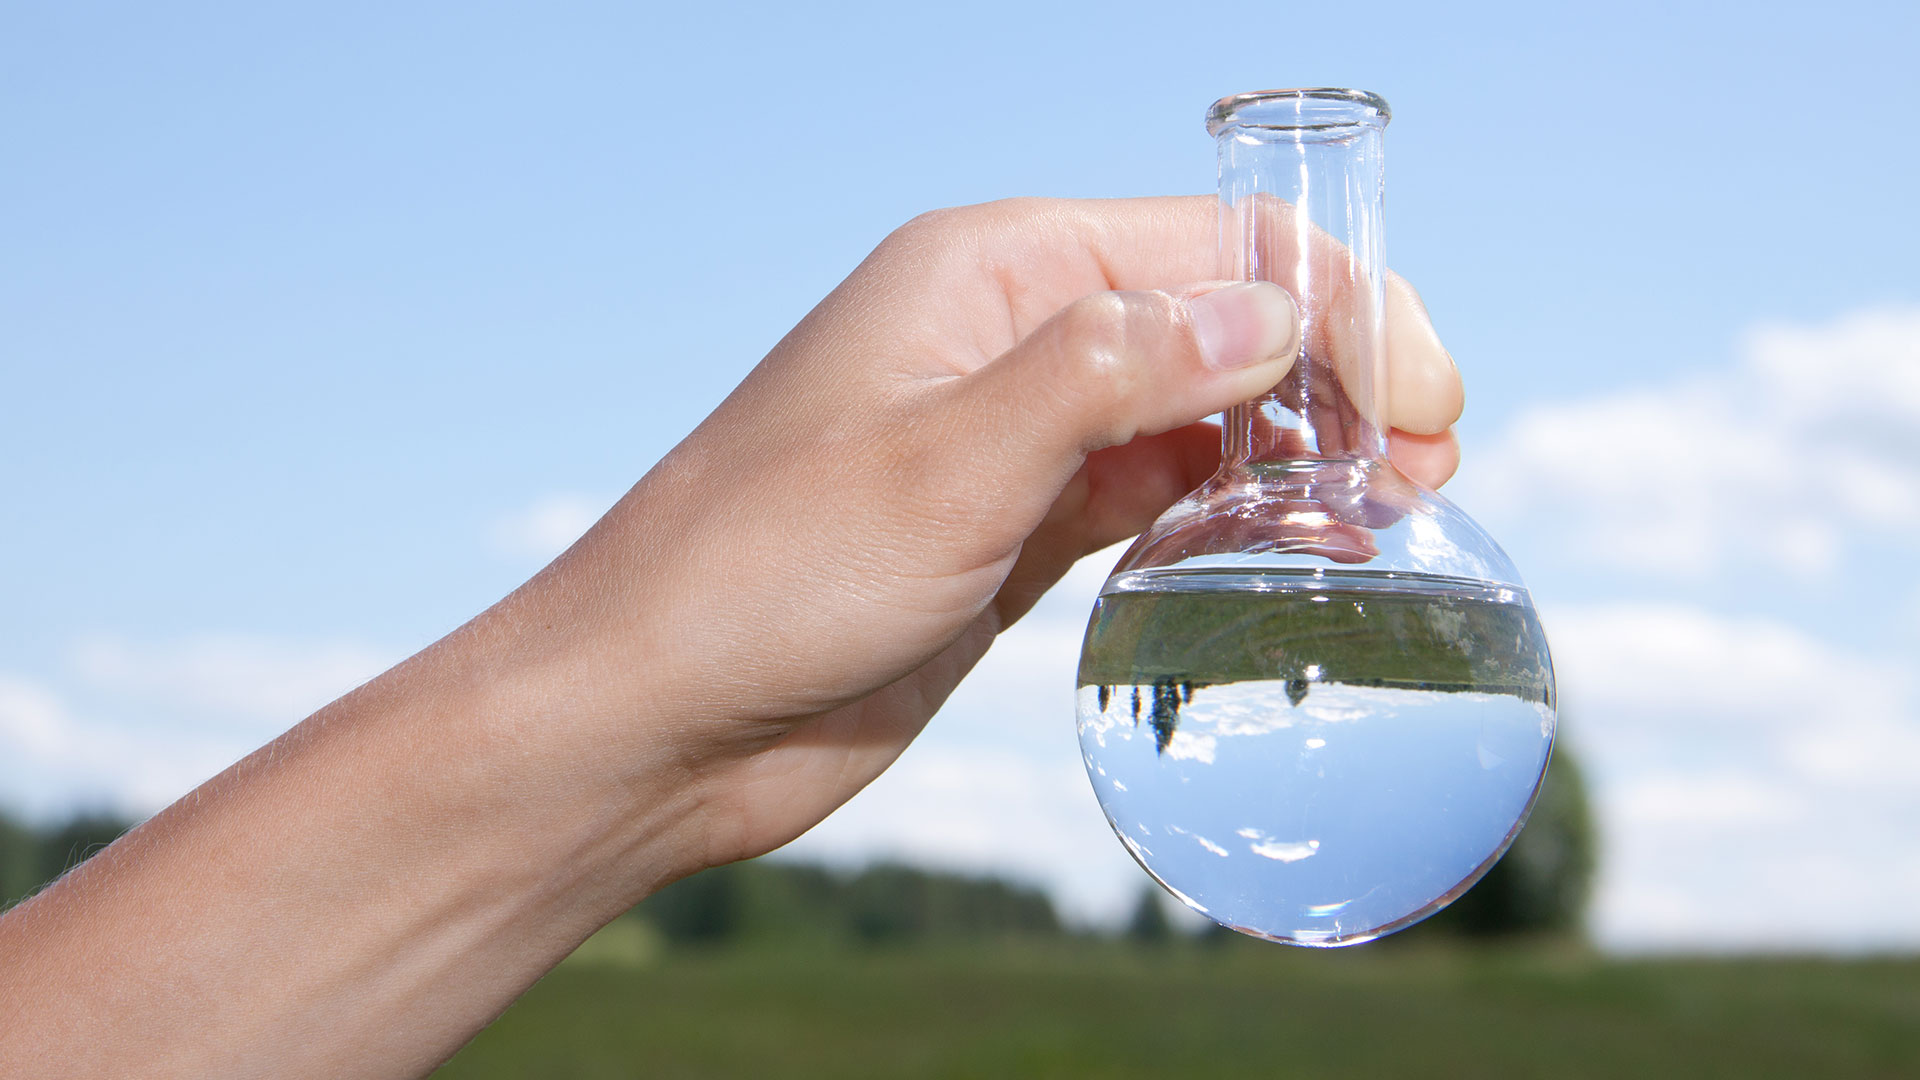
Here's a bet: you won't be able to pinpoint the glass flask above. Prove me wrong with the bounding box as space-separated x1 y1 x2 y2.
1076 89 1556 947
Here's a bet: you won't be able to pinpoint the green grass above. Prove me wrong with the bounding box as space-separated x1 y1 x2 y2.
437 937 1920 1079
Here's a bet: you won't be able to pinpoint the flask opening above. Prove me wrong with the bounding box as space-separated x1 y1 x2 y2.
1207 88 1391 136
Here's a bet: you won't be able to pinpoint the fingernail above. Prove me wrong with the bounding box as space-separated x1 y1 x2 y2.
1189 282 1300 370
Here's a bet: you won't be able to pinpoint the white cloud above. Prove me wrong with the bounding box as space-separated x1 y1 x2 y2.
1463 306 1920 580
785 745 1115 895
1747 307 1920 424
2 633 401 819
1548 603 1908 733
1548 601 1920 951
1432 306 1920 949
0 673 254 818
489 493 617 561
785 546 1153 926
69 634 391 724
1610 773 1806 827
0 677 84 763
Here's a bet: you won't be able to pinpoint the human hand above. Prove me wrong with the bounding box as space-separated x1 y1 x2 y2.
500 195 1464 874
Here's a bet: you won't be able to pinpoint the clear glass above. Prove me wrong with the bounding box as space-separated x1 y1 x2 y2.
1076 89 1558 947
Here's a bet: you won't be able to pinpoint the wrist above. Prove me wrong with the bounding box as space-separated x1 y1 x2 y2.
383 599 715 914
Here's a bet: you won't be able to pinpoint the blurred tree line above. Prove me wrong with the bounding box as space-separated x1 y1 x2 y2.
0 749 1593 943
634 748 1595 947
1418 747 1596 939
0 811 134 911
638 860 1065 946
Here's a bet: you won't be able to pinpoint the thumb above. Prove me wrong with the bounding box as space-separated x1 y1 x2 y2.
956 281 1299 463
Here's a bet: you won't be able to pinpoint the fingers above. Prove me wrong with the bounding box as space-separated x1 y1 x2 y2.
1388 427 1461 489
882 200 1464 462
1070 424 1226 553
919 200 1462 440
987 424 1223 628
1384 271 1464 435
904 282 1293 574
952 282 1300 469
946 197 1360 358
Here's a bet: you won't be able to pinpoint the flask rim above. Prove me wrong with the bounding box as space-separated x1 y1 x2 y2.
1207 88 1391 136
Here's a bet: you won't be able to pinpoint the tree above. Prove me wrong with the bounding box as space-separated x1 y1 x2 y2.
0 810 136 913
644 862 744 943
1421 744 1596 938
0 812 38 910
1124 884 1172 944
637 859 1064 946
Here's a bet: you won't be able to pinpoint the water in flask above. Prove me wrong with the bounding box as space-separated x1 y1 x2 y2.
1077 568 1555 945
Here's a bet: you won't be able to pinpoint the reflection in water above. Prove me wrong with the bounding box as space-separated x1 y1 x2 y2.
1076 572 1556 945
1105 676 1252 755
1077 679 1554 945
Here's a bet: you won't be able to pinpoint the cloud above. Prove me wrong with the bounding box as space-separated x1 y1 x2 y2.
1 633 401 820
0 673 254 818
1747 307 1920 426
784 547 1155 926
1437 305 1920 949
0 677 83 764
1548 601 1920 951
1609 773 1805 827
69 634 391 725
489 493 617 561
1549 603 1909 733
1463 306 1920 580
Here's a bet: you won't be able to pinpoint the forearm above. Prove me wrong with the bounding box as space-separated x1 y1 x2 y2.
0 599 702 1080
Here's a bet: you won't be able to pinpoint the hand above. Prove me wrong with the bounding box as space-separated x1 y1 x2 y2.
508 195 1464 870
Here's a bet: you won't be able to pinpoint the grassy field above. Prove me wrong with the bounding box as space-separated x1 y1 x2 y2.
438 933 1919 1078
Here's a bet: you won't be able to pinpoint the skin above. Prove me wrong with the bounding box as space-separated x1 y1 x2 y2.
0 196 1463 1079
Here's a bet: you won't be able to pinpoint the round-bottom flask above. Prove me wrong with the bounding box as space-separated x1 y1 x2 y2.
1076 91 1556 946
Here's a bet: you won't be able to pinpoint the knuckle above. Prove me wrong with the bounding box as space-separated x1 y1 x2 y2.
880 207 969 265
971 195 1061 229
1054 294 1137 384
880 205 994 280
893 205 967 244
891 197 1067 257
1048 291 1176 446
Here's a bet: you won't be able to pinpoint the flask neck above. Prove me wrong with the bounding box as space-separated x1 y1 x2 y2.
1213 89 1389 475
1220 375 1389 473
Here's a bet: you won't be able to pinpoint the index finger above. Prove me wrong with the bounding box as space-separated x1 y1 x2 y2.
866 197 1459 438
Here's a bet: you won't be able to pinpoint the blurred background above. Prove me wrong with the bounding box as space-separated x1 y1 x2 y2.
4 1 1916 1075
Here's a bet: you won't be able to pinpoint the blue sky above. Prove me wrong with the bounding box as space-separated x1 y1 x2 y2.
5 2 1918 949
